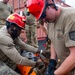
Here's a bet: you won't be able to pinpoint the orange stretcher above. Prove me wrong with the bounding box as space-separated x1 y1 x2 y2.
17 54 39 75
17 53 46 75
17 65 36 75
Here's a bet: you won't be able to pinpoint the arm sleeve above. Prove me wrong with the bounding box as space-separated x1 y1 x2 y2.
64 14 75 47
14 37 38 53
0 37 36 67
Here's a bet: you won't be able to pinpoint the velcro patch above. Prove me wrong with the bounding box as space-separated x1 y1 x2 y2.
69 31 75 41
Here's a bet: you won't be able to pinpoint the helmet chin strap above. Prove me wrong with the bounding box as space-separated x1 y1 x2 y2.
46 3 58 10
46 0 58 10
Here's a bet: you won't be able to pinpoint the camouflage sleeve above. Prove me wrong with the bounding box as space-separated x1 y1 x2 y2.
14 37 38 53
0 44 36 66
0 36 36 67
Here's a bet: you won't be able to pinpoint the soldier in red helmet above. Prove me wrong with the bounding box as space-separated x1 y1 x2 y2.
26 0 75 75
0 13 43 74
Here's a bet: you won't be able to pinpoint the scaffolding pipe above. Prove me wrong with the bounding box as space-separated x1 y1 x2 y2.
18 0 20 14
12 0 14 11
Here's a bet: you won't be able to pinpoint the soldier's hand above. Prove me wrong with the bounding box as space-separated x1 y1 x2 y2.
35 60 43 67
46 70 55 75
46 59 57 75
41 50 49 54
36 50 50 58
41 50 50 58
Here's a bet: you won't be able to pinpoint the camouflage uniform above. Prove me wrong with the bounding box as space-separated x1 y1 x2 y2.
0 61 20 75
0 1 13 28
0 26 38 74
0 1 14 74
22 9 38 48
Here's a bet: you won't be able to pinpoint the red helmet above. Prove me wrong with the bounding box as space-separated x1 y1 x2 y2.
6 13 26 29
27 0 45 20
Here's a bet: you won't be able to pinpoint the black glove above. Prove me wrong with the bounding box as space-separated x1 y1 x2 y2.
46 59 57 75
46 70 55 75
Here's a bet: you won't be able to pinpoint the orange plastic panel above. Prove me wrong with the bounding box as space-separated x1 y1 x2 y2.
17 65 36 75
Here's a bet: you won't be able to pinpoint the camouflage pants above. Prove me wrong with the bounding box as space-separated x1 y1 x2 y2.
25 24 38 48
0 60 20 75
0 46 21 74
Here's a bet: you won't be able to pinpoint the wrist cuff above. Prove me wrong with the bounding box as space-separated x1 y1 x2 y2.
49 59 57 67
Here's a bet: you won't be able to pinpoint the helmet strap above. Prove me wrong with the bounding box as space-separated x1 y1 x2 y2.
46 3 58 10
39 1 58 20
46 0 58 10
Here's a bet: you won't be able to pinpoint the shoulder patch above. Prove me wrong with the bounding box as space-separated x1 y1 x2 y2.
69 31 75 41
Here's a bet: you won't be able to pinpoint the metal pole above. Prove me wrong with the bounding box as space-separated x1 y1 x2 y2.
18 0 20 14
12 0 14 11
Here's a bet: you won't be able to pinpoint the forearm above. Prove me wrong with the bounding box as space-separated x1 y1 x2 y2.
22 43 38 53
50 43 57 60
54 54 75 75
17 55 36 67
40 25 48 35
15 38 38 53
0 44 36 67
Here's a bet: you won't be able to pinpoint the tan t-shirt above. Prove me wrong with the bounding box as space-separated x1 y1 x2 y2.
48 7 75 75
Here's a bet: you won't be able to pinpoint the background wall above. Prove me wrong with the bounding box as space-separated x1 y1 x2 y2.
65 0 75 8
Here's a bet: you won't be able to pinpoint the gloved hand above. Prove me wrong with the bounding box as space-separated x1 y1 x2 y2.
35 60 43 67
46 70 55 75
36 50 50 59
46 59 57 75
41 50 50 55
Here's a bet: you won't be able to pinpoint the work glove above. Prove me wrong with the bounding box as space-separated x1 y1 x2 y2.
36 50 50 60
46 59 57 75
46 70 55 75
41 50 50 57
35 60 43 68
